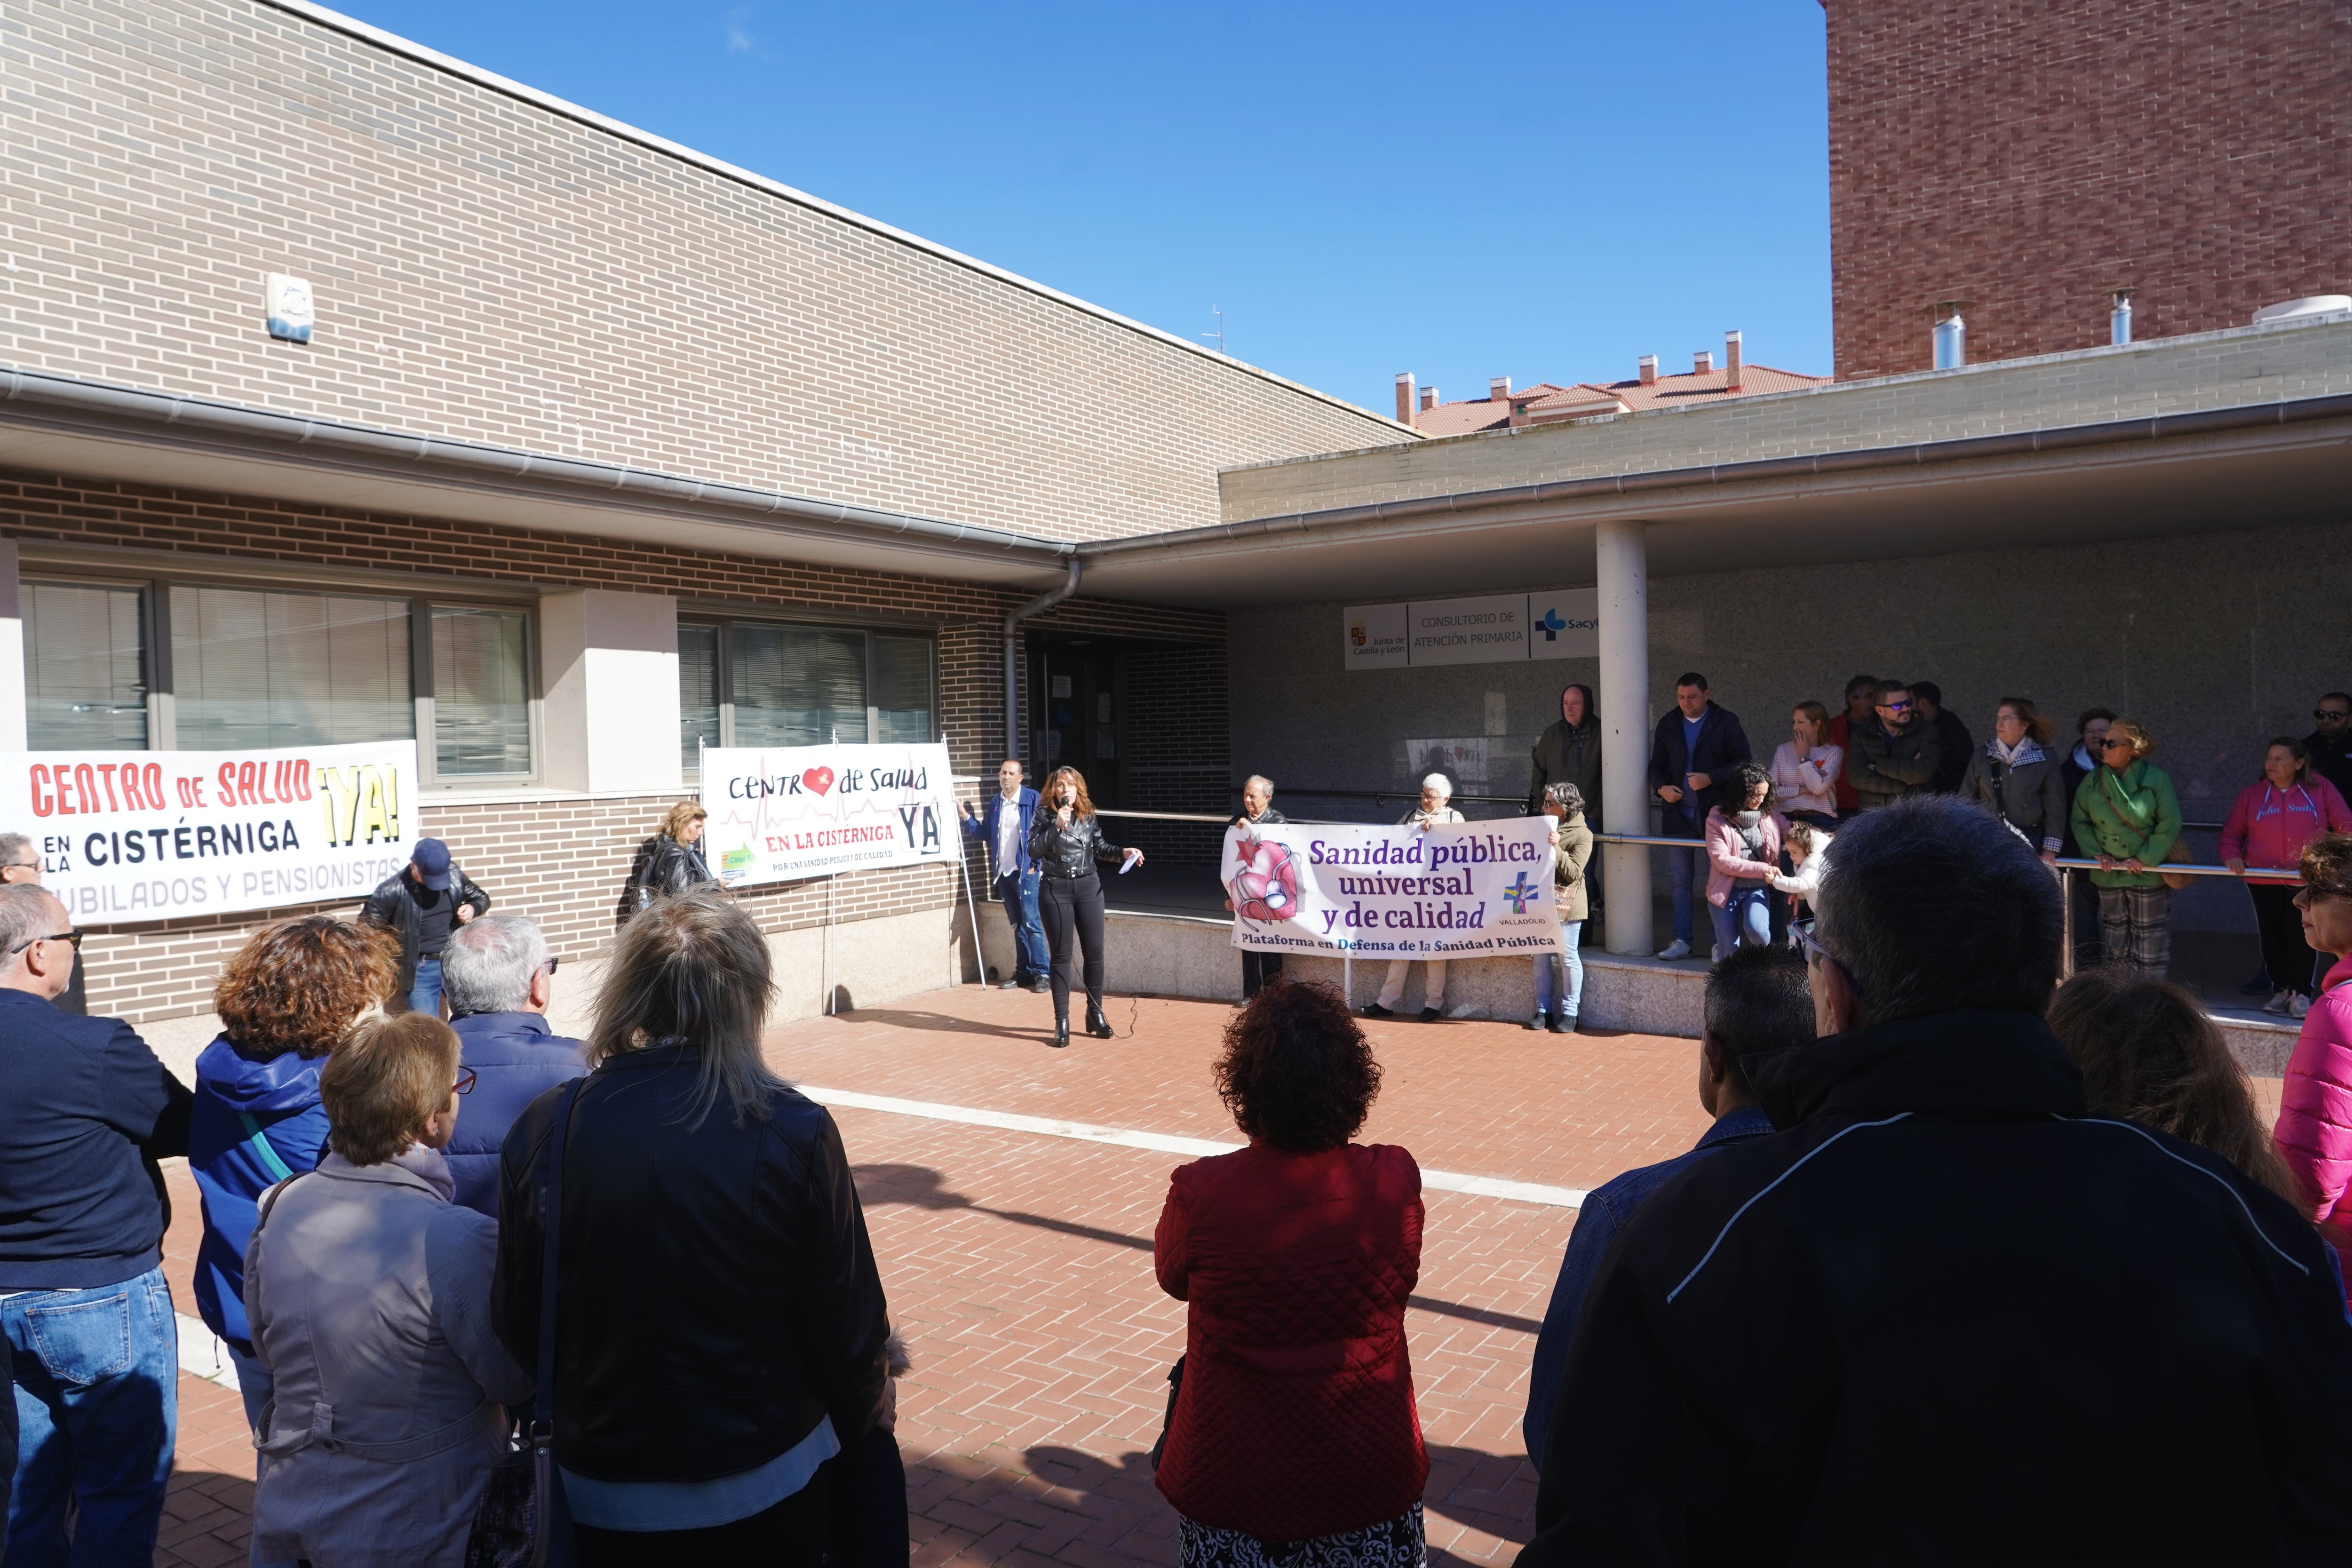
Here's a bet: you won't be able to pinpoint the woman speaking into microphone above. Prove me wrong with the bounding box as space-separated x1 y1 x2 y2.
1027 766 1144 1047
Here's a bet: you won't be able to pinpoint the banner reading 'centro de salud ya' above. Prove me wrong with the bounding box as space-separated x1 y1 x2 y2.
0 740 419 923
701 742 957 886
1223 816 1565 961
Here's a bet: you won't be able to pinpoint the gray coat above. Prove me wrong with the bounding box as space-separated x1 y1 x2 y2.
246 1149 532 1568
1962 740 2072 853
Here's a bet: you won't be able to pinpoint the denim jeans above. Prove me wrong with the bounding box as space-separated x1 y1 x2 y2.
1658 840 1708 943
5 1265 178 1566
408 954 444 1017
1534 921 1585 1018
1710 885 1773 955
993 869 1050 980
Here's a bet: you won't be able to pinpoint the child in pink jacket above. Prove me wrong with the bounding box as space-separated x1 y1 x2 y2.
2278 834 2352 1307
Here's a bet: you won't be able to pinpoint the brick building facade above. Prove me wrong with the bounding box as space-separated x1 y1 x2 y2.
1828 0 2352 379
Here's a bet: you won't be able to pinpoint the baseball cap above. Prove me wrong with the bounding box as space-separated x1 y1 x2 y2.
410 838 453 890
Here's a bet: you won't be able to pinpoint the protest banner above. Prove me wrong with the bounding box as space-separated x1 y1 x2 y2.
701 741 957 886
1223 815 1565 961
0 740 419 924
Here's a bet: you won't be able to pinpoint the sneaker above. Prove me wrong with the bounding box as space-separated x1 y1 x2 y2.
1549 1012 1574 1035
1418 1007 1442 1023
1525 1012 1548 1032
1362 1003 1393 1019
1656 939 1692 961
2289 993 2313 1020
2263 989 2292 1015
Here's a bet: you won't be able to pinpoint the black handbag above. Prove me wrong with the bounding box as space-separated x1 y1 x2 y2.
1145 1355 1185 1470
466 1079 584 1568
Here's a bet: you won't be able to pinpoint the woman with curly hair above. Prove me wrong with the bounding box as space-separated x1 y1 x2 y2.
621 798 716 923
188 914 396 1433
1703 761 1785 957
1152 983 1429 1568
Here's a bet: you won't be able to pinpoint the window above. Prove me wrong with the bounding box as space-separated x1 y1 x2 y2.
24 581 148 749
431 606 532 776
681 620 935 765
171 585 412 750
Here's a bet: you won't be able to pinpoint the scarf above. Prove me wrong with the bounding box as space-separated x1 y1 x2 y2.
1990 736 2045 769
1732 809 1766 858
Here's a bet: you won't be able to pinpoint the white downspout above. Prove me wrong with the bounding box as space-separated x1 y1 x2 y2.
1004 558 1082 765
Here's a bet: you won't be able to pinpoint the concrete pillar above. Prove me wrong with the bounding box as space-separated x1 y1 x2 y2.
1597 519 1652 955
540 589 683 796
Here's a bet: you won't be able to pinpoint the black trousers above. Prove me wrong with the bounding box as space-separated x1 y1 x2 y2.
1241 950 1285 999
574 1471 828 1566
1040 870 1106 1019
2250 881 2316 998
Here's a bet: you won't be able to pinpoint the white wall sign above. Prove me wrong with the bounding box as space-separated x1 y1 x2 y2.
1343 589 1600 670
264 273 315 343
702 741 956 884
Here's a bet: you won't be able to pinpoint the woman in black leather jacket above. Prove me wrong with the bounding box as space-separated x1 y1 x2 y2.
622 800 716 924
1025 766 1144 1046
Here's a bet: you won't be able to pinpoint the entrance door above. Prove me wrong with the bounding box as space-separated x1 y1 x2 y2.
1031 639 1125 808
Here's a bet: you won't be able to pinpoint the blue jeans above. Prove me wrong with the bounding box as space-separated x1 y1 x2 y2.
5 1266 178 1566
995 869 1049 980
408 955 444 1016
1659 839 1708 942
1534 921 1585 1018
1710 885 1773 955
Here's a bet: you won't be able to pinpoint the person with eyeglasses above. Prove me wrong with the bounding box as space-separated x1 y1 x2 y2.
2069 717 2184 979
2061 708 2118 972
440 914 587 1218
1845 681 1943 812
244 1010 532 1568
0 882 191 1565
2304 693 2352 802
0 829 85 1015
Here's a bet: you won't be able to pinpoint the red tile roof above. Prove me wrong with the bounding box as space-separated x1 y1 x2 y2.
1408 361 1828 434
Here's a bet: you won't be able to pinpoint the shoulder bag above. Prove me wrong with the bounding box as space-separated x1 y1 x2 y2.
2097 770 2196 891
466 1080 583 1568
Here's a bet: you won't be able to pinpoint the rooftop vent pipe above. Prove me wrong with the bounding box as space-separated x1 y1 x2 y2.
1724 330 1744 390
2110 291 2133 346
1638 354 1657 386
1933 304 1967 370
1395 372 1416 424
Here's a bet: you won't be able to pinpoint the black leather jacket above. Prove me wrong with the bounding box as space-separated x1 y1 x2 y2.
1026 809 1128 880
358 865 492 1002
625 834 714 916
492 1048 890 1482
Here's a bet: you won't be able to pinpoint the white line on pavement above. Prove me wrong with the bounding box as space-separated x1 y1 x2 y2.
795 1084 1587 1210
175 1313 245 1393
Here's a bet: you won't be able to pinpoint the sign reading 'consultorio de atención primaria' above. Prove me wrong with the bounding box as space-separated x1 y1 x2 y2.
1343 590 1600 671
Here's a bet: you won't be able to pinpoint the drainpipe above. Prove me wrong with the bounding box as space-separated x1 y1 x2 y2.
1004 557 1081 764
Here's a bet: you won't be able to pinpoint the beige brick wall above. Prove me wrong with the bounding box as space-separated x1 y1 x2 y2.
1219 316 2352 522
0 0 1404 545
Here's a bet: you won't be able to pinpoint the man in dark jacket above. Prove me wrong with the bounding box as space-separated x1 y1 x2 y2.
1844 681 1942 811
1646 672 1752 959
1527 684 1602 822
0 883 191 1564
2307 692 2352 801
1523 798 2352 1562
0 833 82 1015
442 914 586 1218
358 837 491 1016
1910 680 1975 793
960 760 1048 992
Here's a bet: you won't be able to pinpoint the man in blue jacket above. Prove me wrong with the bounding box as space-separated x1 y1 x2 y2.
960 759 1049 992
0 883 191 1563
443 914 587 1218
1645 672 1752 960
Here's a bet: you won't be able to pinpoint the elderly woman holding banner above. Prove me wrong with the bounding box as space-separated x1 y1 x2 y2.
1364 775 1464 1024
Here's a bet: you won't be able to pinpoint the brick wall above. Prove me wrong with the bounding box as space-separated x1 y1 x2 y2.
1827 0 2352 380
0 0 1403 543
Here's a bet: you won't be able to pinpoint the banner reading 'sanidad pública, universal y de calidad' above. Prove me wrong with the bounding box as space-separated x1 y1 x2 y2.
0 740 419 923
701 742 956 886
1223 815 1565 960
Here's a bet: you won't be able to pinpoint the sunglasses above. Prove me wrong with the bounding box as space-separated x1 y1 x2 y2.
2317 710 2350 722
540 957 561 976
9 929 83 955
2100 738 2135 751
1876 699 1912 712
453 1067 477 1096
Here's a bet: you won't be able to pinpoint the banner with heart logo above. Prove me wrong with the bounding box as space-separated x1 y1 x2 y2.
1223 815 1565 961
699 742 957 886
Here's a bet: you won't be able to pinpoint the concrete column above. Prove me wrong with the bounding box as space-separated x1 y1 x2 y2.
0 539 25 752
1597 519 1652 955
540 589 683 796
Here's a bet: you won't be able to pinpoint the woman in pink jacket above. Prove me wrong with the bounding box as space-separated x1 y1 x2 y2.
2221 738 2352 1018
2281 833 2352 1307
1705 763 1785 956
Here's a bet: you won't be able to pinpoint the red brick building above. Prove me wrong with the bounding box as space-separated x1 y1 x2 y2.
1828 0 2352 379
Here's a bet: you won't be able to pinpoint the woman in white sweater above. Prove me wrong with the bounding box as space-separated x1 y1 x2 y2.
1772 701 1842 828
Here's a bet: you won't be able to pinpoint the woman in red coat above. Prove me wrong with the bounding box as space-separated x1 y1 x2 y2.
1152 982 1429 1566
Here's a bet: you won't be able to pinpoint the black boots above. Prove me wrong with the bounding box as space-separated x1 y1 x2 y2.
1086 1000 1114 1038
1052 1017 1069 1048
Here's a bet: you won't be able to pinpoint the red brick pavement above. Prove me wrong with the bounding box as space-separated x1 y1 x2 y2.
146 988 1712 1566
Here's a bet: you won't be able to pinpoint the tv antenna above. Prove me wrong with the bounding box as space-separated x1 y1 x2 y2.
1200 306 1225 356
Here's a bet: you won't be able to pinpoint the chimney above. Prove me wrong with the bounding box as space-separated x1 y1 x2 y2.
1489 376 1513 403
1395 372 1416 424
1638 354 1658 386
1724 329 1744 390
1419 385 1438 413
1693 350 1714 374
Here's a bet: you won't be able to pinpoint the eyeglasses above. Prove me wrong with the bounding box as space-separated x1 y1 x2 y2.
1876 699 1912 712
1 862 36 873
2317 710 2350 722
540 957 561 976
9 929 83 955
2099 738 2135 752
453 1067 477 1096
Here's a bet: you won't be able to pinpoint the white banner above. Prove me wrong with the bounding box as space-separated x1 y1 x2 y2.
701 742 956 885
0 741 419 925
1223 816 1565 961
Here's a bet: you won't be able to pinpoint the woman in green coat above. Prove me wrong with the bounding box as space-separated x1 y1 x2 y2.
2068 717 2184 978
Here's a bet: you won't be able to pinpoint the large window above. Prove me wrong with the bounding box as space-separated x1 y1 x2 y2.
24 581 149 749
172 585 412 750
680 619 934 766
431 606 531 776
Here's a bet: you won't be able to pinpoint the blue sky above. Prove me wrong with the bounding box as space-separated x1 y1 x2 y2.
344 0 1831 413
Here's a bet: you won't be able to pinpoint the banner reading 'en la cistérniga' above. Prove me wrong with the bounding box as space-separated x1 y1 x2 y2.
0 741 419 923
1223 816 1565 961
701 742 956 886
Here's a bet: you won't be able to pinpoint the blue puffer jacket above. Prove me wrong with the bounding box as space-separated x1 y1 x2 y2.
446 1011 586 1218
189 1035 331 1351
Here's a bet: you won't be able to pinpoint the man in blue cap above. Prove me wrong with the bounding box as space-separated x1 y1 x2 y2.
359 837 492 1017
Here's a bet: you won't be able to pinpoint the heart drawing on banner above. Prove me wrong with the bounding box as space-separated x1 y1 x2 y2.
801 766 836 796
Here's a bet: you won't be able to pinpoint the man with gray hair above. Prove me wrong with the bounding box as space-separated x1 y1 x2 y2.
441 914 584 1218
1364 774 1464 1022
1226 775 1287 1001
0 831 83 1015
1522 796 2352 1560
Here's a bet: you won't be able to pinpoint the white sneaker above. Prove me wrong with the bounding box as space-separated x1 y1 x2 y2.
2289 993 2313 1020
2263 988 2292 1015
1656 939 1692 960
